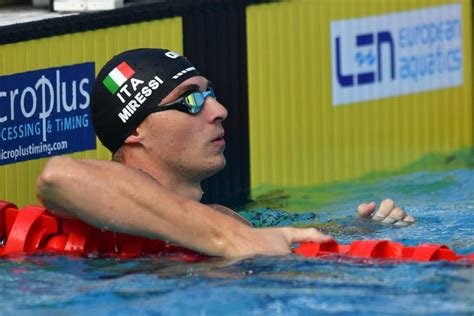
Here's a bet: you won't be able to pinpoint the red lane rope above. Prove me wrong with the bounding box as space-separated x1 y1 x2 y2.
293 240 473 262
0 201 202 261
1 201 472 262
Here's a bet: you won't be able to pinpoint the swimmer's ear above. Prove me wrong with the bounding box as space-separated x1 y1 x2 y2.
123 129 143 145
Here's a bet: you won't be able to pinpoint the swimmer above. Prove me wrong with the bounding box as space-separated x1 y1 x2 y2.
36 49 415 257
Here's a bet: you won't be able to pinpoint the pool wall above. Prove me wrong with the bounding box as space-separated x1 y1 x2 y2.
0 0 472 206
246 0 473 188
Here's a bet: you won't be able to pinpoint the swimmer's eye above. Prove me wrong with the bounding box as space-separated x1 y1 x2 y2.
153 87 216 115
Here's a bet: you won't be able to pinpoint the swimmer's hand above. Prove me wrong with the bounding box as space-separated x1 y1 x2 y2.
248 227 333 256
356 199 415 226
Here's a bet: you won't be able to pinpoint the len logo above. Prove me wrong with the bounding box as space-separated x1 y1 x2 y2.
335 31 395 87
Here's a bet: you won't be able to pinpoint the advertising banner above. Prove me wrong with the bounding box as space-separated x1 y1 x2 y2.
331 4 463 105
0 63 96 165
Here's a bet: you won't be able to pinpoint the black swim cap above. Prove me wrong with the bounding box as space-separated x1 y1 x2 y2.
91 48 200 153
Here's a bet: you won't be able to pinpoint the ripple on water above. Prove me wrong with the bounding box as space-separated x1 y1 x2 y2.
0 169 473 315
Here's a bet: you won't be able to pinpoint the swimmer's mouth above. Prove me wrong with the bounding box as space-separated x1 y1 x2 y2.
211 133 225 143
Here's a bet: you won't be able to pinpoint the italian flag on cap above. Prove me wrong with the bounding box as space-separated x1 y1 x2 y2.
103 61 135 94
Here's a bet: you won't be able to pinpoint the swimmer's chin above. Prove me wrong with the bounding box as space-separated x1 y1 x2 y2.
215 156 227 171
206 156 226 177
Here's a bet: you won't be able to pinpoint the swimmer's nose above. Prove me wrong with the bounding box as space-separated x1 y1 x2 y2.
205 96 228 123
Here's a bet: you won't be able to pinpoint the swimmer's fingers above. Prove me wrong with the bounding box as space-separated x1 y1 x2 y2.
380 207 406 224
357 201 377 217
285 227 333 244
403 215 416 223
356 199 395 220
380 206 416 226
357 199 416 226
371 199 396 221
393 215 416 227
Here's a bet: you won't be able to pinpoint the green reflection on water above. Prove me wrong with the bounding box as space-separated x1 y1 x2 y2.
248 148 473 213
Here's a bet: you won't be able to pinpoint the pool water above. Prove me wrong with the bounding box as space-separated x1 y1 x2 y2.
1 168 473 315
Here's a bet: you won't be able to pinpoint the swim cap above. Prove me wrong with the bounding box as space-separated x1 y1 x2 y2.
91 48 200 153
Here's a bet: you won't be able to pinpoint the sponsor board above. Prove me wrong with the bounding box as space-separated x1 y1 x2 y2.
331 4 463 105
0 63 96 165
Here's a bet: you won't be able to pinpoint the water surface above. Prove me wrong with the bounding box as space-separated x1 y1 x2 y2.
1 169 473 315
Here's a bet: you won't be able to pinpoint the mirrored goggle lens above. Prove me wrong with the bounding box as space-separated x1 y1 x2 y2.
184 88 215 114
184 92 204 114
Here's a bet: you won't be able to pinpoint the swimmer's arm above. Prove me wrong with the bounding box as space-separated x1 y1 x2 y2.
36 156 331 257
209 204 252 226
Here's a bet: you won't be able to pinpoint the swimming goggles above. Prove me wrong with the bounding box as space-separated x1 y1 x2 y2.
152 87 216 115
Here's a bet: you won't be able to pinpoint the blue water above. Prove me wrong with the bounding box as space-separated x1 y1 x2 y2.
1 169 473 315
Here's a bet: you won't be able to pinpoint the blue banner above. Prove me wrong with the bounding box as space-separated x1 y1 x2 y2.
0 63 96 165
